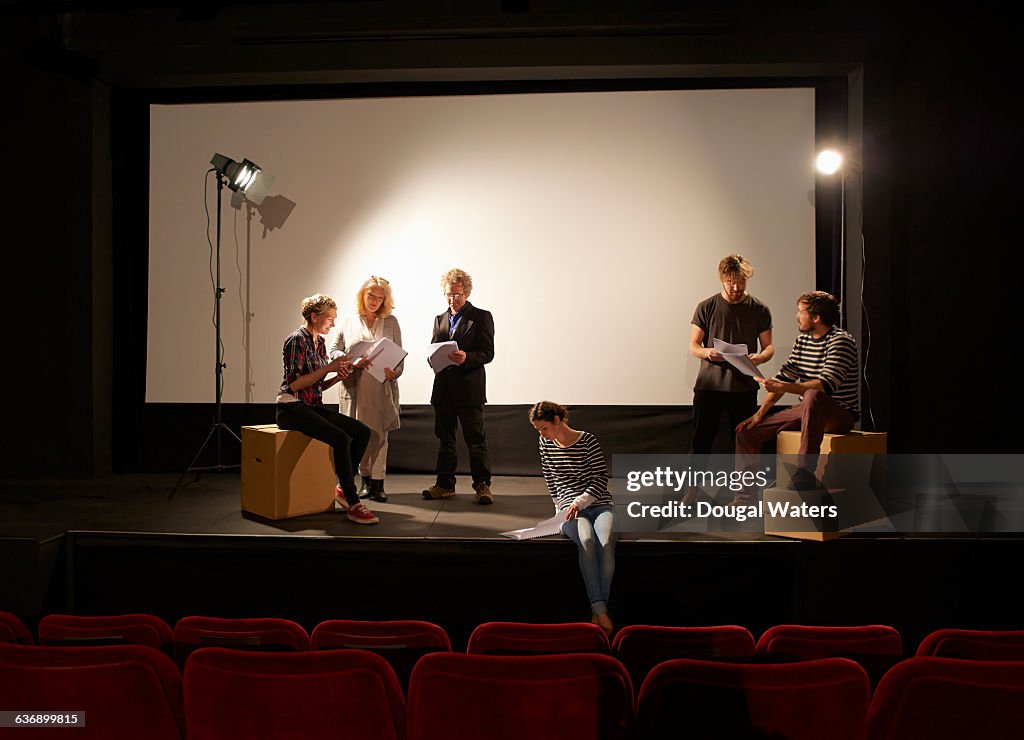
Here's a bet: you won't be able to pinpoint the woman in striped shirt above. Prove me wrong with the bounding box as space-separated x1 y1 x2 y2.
529 401 617 637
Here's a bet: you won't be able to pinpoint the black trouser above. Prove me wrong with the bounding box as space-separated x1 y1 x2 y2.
690 389 759 454
276 403 371 505
433 397 491 489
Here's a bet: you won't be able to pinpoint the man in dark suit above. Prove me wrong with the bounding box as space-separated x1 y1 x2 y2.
422 268 496 504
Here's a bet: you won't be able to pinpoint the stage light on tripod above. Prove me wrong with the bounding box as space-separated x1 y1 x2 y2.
227 159 260 191
210 153 275 207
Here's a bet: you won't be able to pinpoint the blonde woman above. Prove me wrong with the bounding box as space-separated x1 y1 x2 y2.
276 294 378 524
331 277 403 502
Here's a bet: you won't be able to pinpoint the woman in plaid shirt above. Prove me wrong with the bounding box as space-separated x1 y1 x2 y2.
276 294 380 524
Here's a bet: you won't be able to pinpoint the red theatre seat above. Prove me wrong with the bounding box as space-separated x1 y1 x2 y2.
0 642 184 740
756 624 903 688
635 657 870 740
467 621 610 655
39 613 173 650
916 628 1024 660
612 624 756 689
868 657 1024 739
407 652 632 740
311 619 450 692
172 616 310 665
0 611 33 645
184 647 405 740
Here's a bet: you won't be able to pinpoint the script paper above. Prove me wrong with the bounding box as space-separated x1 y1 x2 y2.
355 337 408 384
500 514 566 540
428 341 459 373
713 338 764 380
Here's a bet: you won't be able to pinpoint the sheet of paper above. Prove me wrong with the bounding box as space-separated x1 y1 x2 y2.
712 338 764 380
500 513 566 540
428 341 459 374
345 340 374 359
359 337 408 384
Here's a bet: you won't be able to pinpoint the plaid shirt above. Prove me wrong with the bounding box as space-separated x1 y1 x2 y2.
279 326 329 407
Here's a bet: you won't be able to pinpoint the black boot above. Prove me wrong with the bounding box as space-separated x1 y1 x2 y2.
368 478 387 503
358 475 371 499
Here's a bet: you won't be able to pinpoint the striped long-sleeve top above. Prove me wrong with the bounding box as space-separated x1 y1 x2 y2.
538 431 614 513
775 326 859 419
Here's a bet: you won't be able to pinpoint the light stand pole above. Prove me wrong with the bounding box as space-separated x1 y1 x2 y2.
839 171 847 328
169 169 242 499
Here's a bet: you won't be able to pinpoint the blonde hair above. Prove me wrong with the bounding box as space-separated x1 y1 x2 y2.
355 276 395 318
718 254 754 281
440 268 473 295
300 294 336 321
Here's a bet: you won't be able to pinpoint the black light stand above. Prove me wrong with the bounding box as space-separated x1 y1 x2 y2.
169 168 242 499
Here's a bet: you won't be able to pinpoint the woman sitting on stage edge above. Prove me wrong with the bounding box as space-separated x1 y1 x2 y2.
276 293 379 524
529 401 617 636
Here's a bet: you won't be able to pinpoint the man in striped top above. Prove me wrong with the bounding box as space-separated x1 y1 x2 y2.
735 291 858 488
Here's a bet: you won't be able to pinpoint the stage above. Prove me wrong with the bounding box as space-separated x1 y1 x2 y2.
1 473 1020 650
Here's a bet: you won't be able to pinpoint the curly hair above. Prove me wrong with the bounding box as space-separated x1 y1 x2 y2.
440 268 473 294
300 294 337 321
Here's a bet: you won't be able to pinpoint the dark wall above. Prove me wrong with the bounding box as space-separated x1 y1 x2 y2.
1 3 1017 478
1 15 112 477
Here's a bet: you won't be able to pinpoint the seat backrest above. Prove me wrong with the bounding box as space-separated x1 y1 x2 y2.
184 647 405 740
311 619 451 692
0 611 33 645
916 628 1024 659
467 621 610 655
757 624 903 688
0 642 184 740
39 613 172 650
612 625 755 688
636 656 869 740
407 652 632 740
172 616 310 665
868 657 1024 740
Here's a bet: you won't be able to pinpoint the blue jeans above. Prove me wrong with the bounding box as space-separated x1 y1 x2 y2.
561 504 617 616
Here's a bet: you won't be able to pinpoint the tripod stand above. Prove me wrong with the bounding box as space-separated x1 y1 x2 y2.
169 170 241 499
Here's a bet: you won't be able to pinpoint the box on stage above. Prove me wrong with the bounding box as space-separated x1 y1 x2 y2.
768 430 888 541
241 424 335 520
776 430 888 456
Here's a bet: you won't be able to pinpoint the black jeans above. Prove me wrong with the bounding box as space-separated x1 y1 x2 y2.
432 398 491 489
690 389 759 454
276 403 371 505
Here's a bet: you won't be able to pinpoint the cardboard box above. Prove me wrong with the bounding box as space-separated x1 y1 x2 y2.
769 431 888 541
241 424 335 520
776 430 887 456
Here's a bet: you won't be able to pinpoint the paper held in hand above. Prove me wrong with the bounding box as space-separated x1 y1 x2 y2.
427 341 459 374
500 513 566 540
712 338 765 380
353 337 408 383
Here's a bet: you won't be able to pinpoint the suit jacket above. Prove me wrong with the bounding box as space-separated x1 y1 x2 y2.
430 301 495 406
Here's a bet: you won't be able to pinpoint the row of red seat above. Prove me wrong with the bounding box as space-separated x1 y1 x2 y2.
5 611 1024 680
4 639 1024 739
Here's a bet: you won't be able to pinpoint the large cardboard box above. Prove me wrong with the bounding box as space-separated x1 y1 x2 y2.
241 424 335 520
776 430 888 456
769 431 888 541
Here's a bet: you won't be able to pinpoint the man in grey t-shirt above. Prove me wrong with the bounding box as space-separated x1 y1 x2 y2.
688 254 774 454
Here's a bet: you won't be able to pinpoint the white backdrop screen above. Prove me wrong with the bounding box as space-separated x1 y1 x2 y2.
148 88 816 406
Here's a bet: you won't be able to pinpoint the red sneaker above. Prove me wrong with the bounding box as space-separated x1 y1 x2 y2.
346 502 380 525
334 485 350 511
